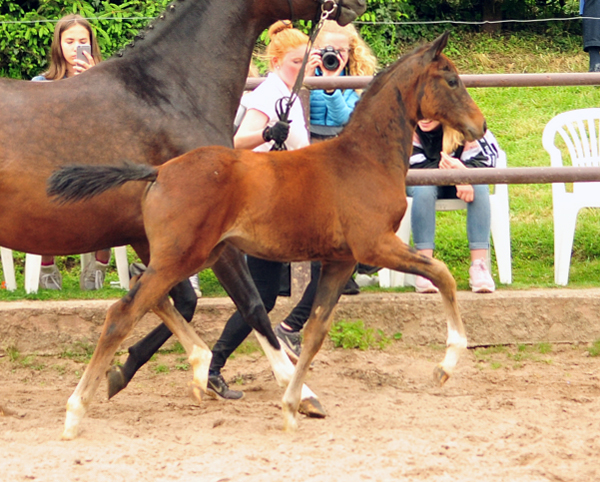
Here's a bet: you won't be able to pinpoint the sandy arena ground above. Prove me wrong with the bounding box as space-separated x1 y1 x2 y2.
2 337 600 481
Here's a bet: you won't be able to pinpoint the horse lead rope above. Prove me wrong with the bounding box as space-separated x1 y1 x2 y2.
271 1 339 151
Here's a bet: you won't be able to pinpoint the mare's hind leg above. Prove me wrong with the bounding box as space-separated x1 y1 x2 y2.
62 272 175 440
212 245 324 417
360 232 467 385
282 260 356 432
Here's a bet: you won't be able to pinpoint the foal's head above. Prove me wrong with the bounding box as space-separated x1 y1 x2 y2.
414 32 486 142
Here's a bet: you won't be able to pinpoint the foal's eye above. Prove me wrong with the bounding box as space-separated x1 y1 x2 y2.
447 78 458 88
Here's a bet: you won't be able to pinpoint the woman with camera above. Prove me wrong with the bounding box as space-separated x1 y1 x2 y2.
305 21 377 140
31 14 110 291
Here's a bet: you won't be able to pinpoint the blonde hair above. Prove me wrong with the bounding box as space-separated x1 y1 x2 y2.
442 125 465 155
315 21 377 77
44 14 102 80
265 21 309 71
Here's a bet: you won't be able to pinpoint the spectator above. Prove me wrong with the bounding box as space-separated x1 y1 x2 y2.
32 14 110 290
582 0 600 71
406 121 500 294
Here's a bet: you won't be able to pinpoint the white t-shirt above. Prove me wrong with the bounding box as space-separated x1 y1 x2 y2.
241 73 309 152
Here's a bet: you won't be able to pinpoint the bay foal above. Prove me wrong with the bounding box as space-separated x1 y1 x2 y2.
50 33 485 438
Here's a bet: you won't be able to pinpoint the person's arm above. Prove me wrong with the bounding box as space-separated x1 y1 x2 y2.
321 89 359 126
233 109 290 150
439 152 474 202
233 109 270 150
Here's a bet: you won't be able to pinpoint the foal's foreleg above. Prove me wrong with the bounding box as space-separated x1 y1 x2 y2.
213 245 324 415
362 234 467 385
282 260 356 432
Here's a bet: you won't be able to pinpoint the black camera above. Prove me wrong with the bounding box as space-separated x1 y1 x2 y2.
318 46 341 71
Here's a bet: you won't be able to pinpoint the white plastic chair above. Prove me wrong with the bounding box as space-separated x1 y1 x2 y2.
379 149 512 287
542 108 600 285
0 247 130 293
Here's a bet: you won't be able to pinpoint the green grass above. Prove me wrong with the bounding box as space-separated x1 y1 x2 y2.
473 343 555 370
329 319 393 350
1 32 599 298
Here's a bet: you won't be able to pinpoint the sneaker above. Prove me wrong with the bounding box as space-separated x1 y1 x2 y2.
357 263 381 275
469 259 496 293
342 277 360 295
275 324 302 363
128 262 146 278
39 264 62 290
415 275 439 294
206 373 244 400
80 259 108 291
189 273 202 298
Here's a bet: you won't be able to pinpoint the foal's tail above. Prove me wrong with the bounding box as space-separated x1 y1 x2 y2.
47 162 158 204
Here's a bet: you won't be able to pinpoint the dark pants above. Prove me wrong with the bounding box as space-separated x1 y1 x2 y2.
209 258 354 375
584 0 600 70
209 256 283 375
282 261 321 332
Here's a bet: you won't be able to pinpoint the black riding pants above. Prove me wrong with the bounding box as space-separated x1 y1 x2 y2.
209 256 283 375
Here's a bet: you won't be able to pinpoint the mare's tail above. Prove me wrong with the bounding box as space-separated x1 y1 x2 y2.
47 162 158 203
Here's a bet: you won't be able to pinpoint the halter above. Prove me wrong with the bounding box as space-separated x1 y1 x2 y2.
286 0 341 23
272 0 340 150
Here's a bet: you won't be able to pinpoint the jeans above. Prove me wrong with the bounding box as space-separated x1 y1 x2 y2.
405 184 491 251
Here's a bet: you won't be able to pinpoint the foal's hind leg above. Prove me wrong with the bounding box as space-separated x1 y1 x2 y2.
282 260 356 432
62 271 180 440
107 244 283 399
107 241 198 399
360 233 467 385
107 278 197 398
151 296 212 403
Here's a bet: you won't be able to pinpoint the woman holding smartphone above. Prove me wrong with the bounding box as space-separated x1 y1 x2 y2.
32 14 107 290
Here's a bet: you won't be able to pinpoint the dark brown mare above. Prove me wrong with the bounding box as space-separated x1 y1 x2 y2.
0 0 366 416
49 32 485 438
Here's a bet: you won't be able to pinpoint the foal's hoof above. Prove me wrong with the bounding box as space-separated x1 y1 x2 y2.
187 381 205 404
107 366 128 399
298 397 327 418
433 365 450 386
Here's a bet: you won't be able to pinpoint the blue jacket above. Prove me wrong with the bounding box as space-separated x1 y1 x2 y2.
309 69 360 127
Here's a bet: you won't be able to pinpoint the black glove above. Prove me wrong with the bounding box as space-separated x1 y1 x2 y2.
263 120 291 144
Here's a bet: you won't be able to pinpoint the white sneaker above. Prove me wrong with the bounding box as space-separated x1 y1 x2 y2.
189 273 202 298
469 259 495 293
40 264 62 290
81 259 108 291
415 275 439 294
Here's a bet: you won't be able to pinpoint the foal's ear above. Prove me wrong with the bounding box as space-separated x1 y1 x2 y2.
424 31 450 62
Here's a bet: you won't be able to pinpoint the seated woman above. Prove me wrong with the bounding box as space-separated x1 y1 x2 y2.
407 120 500 294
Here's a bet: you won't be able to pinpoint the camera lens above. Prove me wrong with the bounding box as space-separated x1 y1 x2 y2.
320 46 340 71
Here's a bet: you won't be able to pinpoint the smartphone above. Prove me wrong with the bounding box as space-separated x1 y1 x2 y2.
76 44 92 63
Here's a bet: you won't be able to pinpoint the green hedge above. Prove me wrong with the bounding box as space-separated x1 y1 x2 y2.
0 0 583 79
0 0 170 79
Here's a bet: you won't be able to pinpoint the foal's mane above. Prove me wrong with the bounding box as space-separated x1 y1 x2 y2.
347 40 433 120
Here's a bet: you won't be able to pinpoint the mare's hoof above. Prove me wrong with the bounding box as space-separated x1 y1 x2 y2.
298 397 327 418
187 381 205 404
433 365 450 386
107 365 128 399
